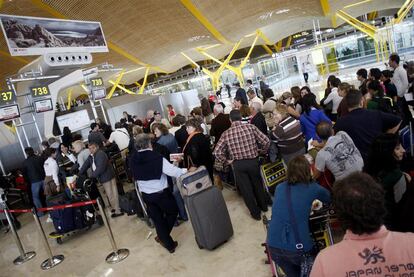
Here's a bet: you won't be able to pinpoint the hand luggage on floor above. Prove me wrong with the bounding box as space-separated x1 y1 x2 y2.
119 190 143 217
177 166 212 196
184 186 233 250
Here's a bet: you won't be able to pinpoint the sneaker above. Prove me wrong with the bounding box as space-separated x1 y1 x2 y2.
111 212 124 218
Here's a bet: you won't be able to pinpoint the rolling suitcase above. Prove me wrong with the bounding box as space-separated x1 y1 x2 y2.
184 186 233 250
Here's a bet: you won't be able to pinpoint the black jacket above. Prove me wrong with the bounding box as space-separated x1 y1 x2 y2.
183 133 214 179
236 88 248 105
251 112 268 135
23 155 45 183
210 113 231 144
174 125 189 150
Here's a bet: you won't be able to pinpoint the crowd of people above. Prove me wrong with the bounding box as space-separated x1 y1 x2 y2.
17 53 414 275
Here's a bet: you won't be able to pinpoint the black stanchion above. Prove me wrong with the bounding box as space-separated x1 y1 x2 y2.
96 198 129 264
31 208 64 270
3 207 36 265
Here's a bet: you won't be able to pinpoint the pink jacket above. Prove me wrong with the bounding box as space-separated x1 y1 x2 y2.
310 226 414 277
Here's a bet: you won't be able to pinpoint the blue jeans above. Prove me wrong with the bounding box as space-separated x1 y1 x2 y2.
270 247 312 277
172 183 188 220
31 181 44 216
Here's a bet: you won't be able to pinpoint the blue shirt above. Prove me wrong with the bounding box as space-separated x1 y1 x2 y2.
299 108 331 143
267 181 331 252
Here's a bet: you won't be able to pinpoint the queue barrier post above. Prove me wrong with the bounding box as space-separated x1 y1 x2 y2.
31 208 64 270
96 197 129 264
3 207 36 265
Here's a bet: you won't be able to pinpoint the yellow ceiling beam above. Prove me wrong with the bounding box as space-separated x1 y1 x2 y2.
66 88 73 110
255 30 272 46
336 10 377 38
286 35 292 48
262 45 273 55
331 14 337 28
181 52 200 68
394 0 414 24
108 81 136 95
30 0 168 73
0 50 29 64
240 35 258 68
367 11 378 21
199 44 221 51
180 0 230 44
320 0 330 16
138 67 150 94
106 70 124 99
81 84 89 93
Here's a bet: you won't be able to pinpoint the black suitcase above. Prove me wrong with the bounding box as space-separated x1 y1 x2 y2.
119 190 143 217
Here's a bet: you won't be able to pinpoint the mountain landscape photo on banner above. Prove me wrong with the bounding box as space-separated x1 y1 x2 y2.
0 15 106 50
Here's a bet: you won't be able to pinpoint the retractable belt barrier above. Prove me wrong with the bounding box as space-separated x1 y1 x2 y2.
1 197 129 269
0 200 97 214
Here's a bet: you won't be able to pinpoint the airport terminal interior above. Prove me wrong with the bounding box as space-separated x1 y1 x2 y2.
0 0 414 276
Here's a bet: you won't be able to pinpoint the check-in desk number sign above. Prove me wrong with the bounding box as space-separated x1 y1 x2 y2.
90 78 106 100
30 86 53 113
0 90 20 121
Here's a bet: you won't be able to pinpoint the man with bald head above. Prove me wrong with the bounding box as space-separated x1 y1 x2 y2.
313 121 363 181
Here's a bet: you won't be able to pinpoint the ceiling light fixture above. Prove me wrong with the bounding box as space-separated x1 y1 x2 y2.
188 35 210 42
258 9 290 20
275 9 290 15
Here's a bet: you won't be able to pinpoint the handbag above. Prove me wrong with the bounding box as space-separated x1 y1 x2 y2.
286 185 315 277
177 166 213 196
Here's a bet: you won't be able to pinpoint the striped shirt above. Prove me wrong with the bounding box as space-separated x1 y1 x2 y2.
214 121 270 162
272 116 305 154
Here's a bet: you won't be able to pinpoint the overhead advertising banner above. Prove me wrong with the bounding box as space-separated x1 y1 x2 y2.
0 14 108 56
34 98 53 113
0 104 20 122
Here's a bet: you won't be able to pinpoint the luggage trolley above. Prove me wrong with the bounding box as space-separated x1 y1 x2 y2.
260 159 287 195
48 179 104 244
309 205 336 250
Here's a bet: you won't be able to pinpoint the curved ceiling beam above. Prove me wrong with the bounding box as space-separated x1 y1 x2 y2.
30 0 168 73
180 0 231 44
320 0 330 16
